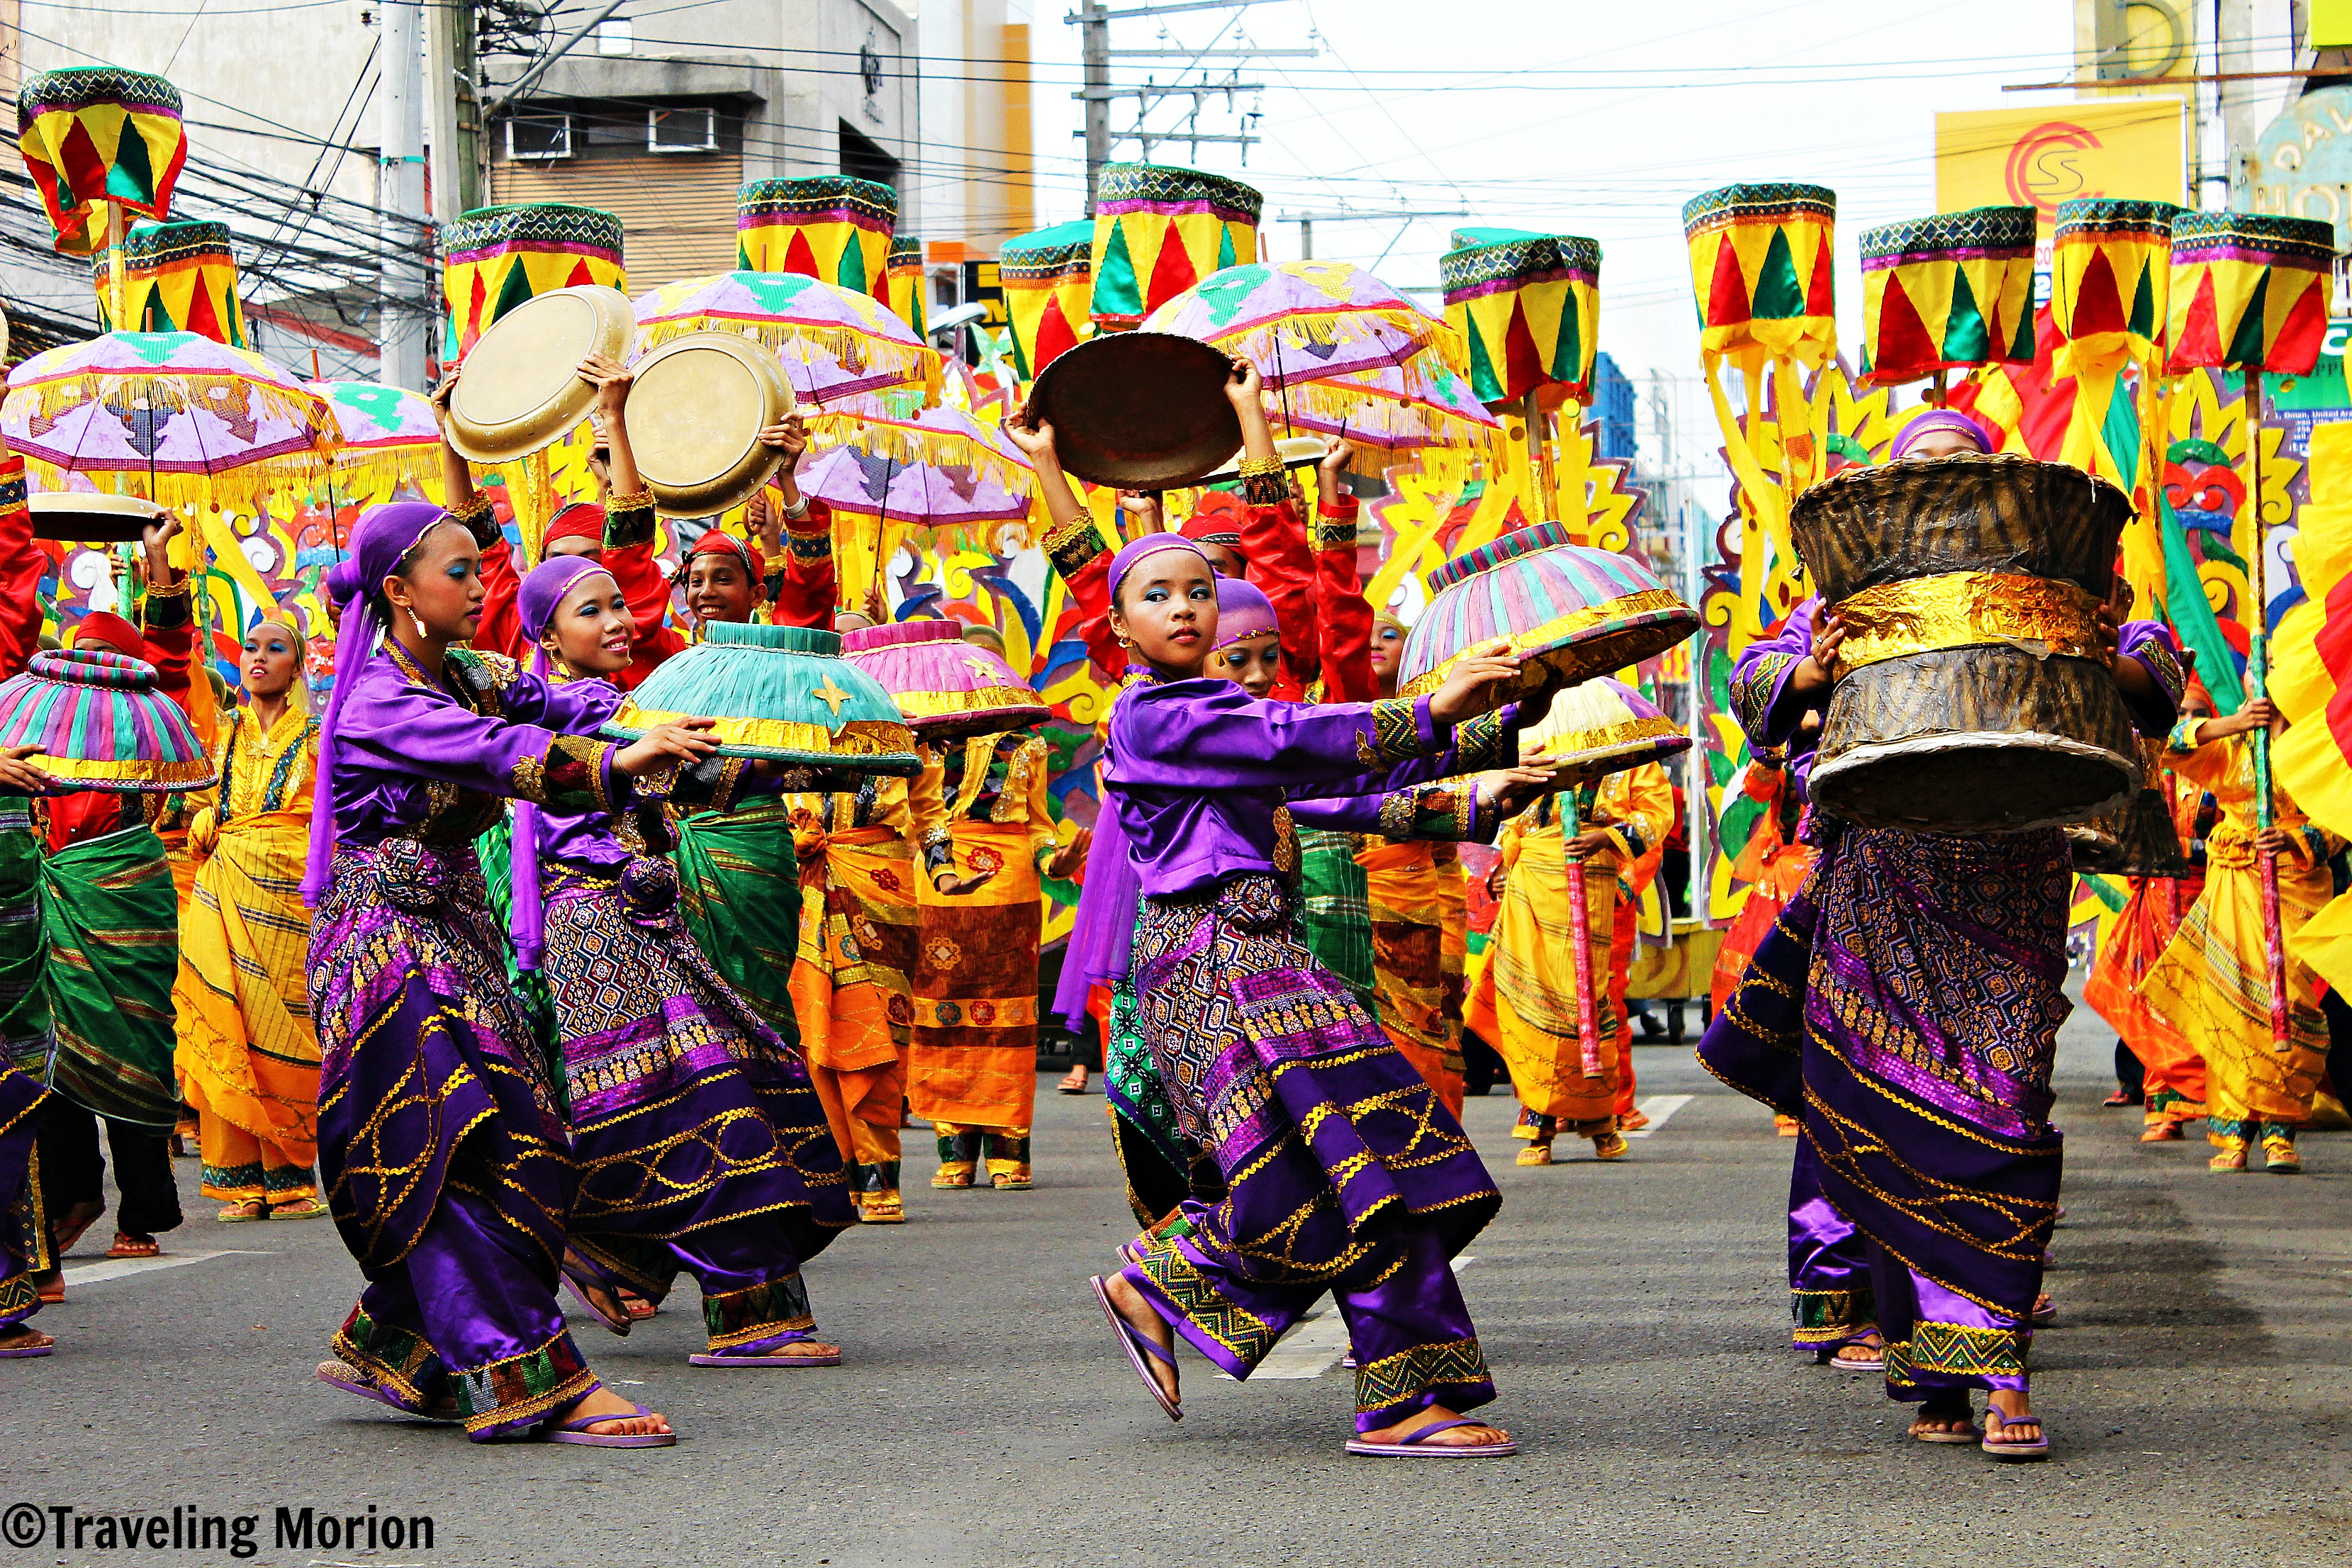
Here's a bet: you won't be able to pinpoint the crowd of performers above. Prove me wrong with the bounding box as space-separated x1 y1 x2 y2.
0 367 2331 1463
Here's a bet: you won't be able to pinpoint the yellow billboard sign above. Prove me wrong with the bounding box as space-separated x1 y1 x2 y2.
1936 99 2185 223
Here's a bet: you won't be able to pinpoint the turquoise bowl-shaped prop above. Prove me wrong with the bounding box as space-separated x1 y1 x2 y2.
603 621 919 775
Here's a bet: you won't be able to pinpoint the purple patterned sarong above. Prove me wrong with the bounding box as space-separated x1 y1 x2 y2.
1703 824 2065 1397
0 1063 45 1330
539 858 853 1352
1120 875 1501 1431
309 840 595 1438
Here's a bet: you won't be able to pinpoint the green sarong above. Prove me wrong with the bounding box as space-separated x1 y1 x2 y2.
41 823 177 1126
1296 826 1376 1005
0 802 52 1075
672 799 801 1050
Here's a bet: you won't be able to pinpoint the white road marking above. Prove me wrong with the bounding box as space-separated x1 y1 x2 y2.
1221 1258 1479 1380
62 1248 274 1287
1620 1094 1695 1139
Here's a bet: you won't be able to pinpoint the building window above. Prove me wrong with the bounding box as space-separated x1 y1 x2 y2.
839 122 898 189
648 106 717 153
505 114 573 161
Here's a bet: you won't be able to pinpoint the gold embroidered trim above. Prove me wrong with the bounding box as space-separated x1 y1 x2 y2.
1829 572 2102 680
1394 588 1689 699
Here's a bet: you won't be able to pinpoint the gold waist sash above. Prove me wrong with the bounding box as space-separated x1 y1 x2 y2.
1830 572 2102 679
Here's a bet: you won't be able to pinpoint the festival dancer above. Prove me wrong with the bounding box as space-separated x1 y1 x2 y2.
1697 537 2181 1459
172 610 326 1223
35 518 198 1268
919 719 1088 1192
1471 761 1672 1165
2139 694 2337 1172
2083 687 2217 1142
0 748 57 1356
1019 365 1538 1457
510 556 855 1365
306 498 720 1446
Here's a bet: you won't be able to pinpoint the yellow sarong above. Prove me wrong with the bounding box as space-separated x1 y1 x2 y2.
909 819 1042 1130
1465 813 1623 1130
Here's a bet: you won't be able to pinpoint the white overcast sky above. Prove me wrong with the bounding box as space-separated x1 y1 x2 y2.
1007 0 2081 461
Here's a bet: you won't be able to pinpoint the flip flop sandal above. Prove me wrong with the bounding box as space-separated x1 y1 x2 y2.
561 1270 632 1337
267 1199 326 1221
1910 1399 1980 1445
1345 1418 1517 1457
34 1275 62 1305
106 1234 160 1260
1090 1275 1180 1422
1056 1073 1090 1096
688 1343 844 1368
314 1362 460 1423
543 1399 677 1448
622 1292 660 1320
1981 1406 2049 1462
0 1332 55 1359
50 1201 103 1257
2032 1296 2057 1324
1818 1334 1884 1372
217 1202 268 1223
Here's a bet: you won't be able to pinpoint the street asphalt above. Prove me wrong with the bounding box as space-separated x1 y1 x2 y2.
4 990 2348 1568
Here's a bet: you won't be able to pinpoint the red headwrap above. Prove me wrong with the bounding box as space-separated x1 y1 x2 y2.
688 528 758 569
543 503 604 549
1180 493 1249 556
72 611 144 659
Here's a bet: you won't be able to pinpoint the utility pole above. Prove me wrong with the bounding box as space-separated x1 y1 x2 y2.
426 0 483 225
1279 208 1469 262
1066 0 1292 206
379 0 430 390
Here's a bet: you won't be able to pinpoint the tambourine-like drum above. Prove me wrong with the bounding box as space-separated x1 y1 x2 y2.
622 330 792 517
1022 331 1241 489
445 284 634 464
1790 451 2139 833
1197 434 1326 487
28 492 163 542
1396 523 1698 700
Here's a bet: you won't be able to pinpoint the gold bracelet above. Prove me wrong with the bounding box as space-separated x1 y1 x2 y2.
605 486 654 512
1236 455 1284 480
142 577 190 601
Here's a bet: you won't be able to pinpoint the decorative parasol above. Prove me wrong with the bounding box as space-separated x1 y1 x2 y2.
633 269 942 412
1090 162 1261 332
2165 209 2336 1056
999 218 1095 379
313 379 443 496
800 405 1037 598
0 646 215 793
737 177 897 301
1 330 333 510
93 218 247 346
1141 259 1465 393
840 619 1050 740
1265 359 1501 452
441 203 627 362
604 622 918 772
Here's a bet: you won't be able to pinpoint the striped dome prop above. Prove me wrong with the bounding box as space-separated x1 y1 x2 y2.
0 647 214 793
1399 528 1698 700
1518 676 1690 785
840 619 1049 740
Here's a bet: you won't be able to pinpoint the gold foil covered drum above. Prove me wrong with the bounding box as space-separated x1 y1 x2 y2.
445 284 634 464
622 330 792 517
1790 452 2139 832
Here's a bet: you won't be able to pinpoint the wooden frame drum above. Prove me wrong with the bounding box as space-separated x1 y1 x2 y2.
444 284 634 464
622 330 793 518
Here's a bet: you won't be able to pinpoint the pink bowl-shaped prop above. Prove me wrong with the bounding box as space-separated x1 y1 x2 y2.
0 646 215 793
839 619 1051 740
1397 525 1697 699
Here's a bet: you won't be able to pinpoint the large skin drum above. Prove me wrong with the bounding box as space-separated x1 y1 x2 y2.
1790 451 2139 833
1022 331 1241 489
622 330 791 517
28 492 162 543
445 284 634 464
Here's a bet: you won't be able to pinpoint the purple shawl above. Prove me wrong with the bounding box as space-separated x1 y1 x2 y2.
509 556 620 971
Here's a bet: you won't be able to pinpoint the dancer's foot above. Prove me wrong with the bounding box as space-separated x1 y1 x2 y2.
1099 1271 1180 1411
0 1323 54 1356
2101 1087 2140 1107
2209 1137 2250 1173
559 1385 673 1440
2031 1292 2056 1323
50 1199 103 1256
1513 1141 1553 1167
2141 1120 2183 1142
33 1272 62 1305
715 1338 839 1364
216 1199 267 1223
1827 1329 1883 1370
620 1291 659 1321
267 1196 325 1220
1355 1405 1512 1450
1982 1389 2046 1459
1773 1114 1801 1137
1591 1131 1629 1161
1058 1065 1090 1094
2261 1133 2302 1174
1618 1109 1650 1132
1908 1393 1978 1443
106 1233 159 1260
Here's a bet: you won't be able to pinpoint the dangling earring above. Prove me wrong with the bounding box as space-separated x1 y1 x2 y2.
413 614 429 638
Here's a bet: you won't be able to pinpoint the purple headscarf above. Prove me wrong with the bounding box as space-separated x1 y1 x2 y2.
1105 532 1209 605
304 500 463 906
1890 409 1993 459
1212 578 1279 652
508 555 620 971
